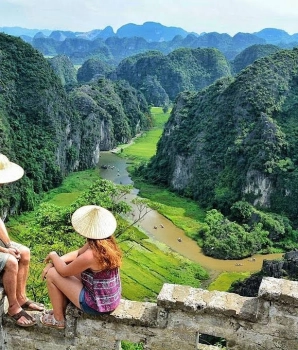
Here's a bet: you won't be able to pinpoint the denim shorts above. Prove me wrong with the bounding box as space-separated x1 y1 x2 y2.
0 241 23 273
79 288 109 316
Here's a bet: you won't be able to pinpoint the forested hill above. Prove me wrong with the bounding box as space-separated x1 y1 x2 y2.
0 33 78 212
112 48 231 105
232 44 281 74
29 31 266 64
146 48 298 224
15 25 298 64
0 34 151 214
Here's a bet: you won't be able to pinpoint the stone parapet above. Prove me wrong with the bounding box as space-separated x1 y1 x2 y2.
1 277 298 349
157 283 258 321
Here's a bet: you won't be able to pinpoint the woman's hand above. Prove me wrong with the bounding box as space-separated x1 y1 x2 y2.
41 263 53 280
44 251 58 264
42 252 59 280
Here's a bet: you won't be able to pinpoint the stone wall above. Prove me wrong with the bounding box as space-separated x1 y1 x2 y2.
1 277 298 350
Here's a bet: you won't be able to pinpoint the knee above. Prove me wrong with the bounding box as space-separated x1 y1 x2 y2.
19 246 30 264
46 267 58 282
4 256 19 274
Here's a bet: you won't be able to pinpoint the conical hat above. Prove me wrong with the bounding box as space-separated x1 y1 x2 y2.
71 205 117 239
0 154 24 184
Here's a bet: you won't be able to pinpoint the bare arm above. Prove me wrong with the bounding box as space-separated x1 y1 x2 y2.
41 243 90 279
0 217 10 247
45 249 94 277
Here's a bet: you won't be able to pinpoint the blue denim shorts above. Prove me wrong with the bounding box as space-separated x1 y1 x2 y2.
79 288 108 316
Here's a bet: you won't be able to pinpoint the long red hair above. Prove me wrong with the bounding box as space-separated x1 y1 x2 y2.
88 236 122 270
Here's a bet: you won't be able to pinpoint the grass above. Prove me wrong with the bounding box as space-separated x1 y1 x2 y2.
7 164 209 303
41 169 100 205
133 181 206 238
120 107 206 239
119 107 169 161
208 272 251 292
121 237 208 301
117 107 256 291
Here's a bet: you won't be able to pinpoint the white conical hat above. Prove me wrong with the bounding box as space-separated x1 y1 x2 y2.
71 205 117 239
0 154 24 184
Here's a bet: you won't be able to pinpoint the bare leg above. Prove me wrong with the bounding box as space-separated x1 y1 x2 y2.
16 245 30 305
3 256 33 326
46 267 83 322
16 246 43 311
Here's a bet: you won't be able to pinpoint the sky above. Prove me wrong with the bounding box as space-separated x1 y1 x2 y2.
0 0 298 36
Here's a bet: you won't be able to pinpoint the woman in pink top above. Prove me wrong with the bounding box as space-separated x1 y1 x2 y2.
40 205 122 329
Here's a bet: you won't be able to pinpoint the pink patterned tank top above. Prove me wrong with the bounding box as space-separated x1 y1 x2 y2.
81 267 121 312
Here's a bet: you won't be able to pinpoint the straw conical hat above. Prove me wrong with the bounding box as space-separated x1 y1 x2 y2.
0 154 24 184
71 205 117 239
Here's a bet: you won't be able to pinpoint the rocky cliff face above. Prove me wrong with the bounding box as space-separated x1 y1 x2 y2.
147 48 298 221
0 34 84 212
231 251 298 297
0 34 151 212
70 79 151 156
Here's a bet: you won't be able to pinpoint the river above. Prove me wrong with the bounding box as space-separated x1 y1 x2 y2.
98 152 283 274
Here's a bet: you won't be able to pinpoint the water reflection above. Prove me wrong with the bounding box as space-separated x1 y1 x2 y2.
99 152 283 273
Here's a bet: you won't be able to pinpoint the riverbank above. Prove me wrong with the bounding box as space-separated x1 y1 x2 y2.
103 107 284 289
98 152 283 275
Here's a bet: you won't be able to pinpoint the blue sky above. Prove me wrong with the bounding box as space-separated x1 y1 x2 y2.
0 0 297 35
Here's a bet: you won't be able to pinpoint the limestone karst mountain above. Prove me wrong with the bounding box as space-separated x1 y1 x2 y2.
0 33 151 213
112 48 232 105
146 48 298 224
2 23 297 64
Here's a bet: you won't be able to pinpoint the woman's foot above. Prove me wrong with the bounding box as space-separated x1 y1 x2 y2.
40 313 65 329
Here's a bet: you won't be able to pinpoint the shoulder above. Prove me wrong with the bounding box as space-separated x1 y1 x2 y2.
80 248 94 261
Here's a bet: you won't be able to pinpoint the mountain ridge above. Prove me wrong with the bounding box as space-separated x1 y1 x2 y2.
1 22 298 44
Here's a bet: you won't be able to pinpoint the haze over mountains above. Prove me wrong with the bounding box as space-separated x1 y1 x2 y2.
1 22 298 65
1 22 298 44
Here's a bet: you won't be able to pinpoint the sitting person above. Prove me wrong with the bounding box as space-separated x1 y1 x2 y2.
0 153 44 327
40 205 122 329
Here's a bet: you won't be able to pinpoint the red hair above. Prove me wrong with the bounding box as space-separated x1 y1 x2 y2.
88 236 122 270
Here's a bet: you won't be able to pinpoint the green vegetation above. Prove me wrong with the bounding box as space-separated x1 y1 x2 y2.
0 34 76 205
77 57 114 83
208 272 251 292
142 49 298 259
7 176 208 306
120 107 206 239
121 341 143 350
48 55 78 88
0 33 153 214
119 107 169 161
116 47 231 104
232 44 281 74
6 25 298 306
70 78 152 158
40 169 101 204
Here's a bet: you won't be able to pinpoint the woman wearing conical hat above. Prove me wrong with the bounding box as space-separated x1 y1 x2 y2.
40 205 122 329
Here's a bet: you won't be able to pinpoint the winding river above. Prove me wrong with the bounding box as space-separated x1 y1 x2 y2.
99 152 283 274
